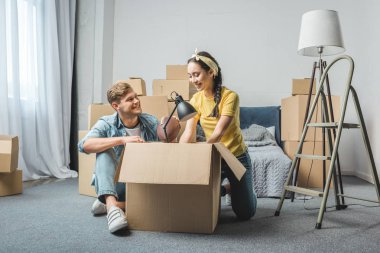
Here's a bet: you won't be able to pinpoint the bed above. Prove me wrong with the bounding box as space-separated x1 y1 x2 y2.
196 106 291 198
240 106 291 198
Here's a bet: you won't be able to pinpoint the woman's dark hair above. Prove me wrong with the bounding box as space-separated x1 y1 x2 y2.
188 51 223 117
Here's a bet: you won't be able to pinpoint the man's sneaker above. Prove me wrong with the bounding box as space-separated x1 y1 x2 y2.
107 206 128 233
225 193 232 206
91 199 107 215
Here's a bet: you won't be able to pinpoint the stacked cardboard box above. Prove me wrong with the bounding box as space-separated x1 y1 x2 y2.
124 77 147 96
153 65 196 101
292 78 316 96
282 78 340 188
0 135 22 196
166 65 188 80
78 77 170 197
78 130 97 197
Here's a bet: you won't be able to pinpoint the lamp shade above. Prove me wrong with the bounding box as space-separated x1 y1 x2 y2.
175 95 197 121
161 91 197 142
298 10 345 56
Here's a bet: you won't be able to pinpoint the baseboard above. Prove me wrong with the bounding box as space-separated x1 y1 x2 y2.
341 170 374 184
341 170 355 176
354 170 374 184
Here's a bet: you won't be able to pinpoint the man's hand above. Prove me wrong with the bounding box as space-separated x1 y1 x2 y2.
83 136 144 153
122 136 144 144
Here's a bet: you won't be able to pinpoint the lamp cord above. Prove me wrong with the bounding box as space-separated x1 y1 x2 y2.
301 202 380 211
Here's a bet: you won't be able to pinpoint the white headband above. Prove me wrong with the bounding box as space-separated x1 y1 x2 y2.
191 48 219 77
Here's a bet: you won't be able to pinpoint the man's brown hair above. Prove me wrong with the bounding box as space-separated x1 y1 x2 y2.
106 80 132 104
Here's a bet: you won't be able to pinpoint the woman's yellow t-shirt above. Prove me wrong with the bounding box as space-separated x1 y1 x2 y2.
190 87 247 157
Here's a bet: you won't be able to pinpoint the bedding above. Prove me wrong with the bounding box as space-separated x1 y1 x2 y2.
242 124 291 198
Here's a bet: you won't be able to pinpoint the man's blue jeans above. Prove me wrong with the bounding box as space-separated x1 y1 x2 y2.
91 149 125 204
221 150 257 220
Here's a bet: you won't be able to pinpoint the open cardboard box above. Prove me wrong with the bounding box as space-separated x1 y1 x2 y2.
118 142 246 234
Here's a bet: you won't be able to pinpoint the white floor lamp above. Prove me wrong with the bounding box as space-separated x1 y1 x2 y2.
292 9 346 207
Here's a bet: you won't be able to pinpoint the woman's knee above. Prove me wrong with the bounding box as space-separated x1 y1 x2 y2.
233 200 256 220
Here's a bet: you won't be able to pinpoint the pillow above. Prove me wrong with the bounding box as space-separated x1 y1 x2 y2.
242 124 275 142
266 126 275 138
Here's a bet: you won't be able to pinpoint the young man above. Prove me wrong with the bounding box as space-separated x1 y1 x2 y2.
78 81 159 233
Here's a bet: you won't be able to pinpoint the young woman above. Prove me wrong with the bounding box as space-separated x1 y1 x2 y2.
180 49 256 220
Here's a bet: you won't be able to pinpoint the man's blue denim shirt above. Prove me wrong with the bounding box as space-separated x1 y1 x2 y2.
78 112 159 162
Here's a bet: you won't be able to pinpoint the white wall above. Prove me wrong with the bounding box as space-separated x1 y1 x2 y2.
76 0 380 181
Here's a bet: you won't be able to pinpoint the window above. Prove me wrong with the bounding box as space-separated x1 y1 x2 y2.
6 0 39 100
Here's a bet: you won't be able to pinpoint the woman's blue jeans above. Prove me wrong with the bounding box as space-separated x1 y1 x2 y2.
221 150 257 220
91 149 125 204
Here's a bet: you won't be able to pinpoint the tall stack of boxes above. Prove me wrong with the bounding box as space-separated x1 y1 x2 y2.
153 65 196 101
281 78 341 188
0 135 22 196
154 65 196 139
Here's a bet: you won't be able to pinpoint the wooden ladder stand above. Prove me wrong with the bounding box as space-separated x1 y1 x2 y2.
274 55 380 229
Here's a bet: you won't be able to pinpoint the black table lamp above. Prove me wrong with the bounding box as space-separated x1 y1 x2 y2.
162 91 197 143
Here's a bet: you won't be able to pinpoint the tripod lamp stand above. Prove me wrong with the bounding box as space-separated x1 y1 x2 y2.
292 9 346 205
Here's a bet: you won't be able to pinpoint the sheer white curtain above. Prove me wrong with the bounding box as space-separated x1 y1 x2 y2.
0 0 77 180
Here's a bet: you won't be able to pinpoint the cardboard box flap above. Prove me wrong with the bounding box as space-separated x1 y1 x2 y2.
119 143 212 185
213 143 246 180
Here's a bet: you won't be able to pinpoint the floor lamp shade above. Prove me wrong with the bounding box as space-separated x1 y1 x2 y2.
298 10 345 56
